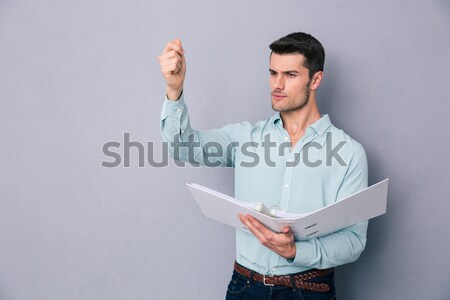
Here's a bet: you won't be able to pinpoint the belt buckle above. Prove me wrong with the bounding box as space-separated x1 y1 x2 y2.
263 274 275 286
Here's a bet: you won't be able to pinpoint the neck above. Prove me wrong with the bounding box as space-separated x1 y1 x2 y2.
280 97 321 146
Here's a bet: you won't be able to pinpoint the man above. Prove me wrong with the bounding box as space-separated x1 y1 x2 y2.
158 33 368 300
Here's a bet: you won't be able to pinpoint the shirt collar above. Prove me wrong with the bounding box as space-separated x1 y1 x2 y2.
272 113 332 136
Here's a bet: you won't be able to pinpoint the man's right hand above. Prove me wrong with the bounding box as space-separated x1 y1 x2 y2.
158 38 186 101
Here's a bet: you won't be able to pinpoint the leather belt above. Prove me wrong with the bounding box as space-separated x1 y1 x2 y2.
234 262 332 293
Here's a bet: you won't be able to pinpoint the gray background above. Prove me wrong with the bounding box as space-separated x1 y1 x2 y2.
1 0 449 299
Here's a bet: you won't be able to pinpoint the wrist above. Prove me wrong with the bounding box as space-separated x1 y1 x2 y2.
166 88 183 101
285 244 296 261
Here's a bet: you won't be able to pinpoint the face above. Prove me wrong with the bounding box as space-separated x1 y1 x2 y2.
269 53 312 113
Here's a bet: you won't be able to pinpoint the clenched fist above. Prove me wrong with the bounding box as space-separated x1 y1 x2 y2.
158 38 186 101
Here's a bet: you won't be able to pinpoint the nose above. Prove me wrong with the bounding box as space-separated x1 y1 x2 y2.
272 74 285 91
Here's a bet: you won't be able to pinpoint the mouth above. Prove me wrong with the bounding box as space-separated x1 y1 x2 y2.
272 93 287 101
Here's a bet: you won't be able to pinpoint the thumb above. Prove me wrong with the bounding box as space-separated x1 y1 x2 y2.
174 38 182 48
282 227 291 234
174 38 185 56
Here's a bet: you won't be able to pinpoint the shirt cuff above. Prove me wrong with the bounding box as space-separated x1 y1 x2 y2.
160 94 186 121
285 239 316 266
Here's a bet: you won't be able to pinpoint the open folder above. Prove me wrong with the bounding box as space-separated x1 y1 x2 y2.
186 179 388 240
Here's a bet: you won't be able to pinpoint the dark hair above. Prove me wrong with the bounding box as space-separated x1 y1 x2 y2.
269 32 325 79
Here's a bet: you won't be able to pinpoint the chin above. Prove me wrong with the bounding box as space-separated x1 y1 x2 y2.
272 99 289 110
271 103 281 112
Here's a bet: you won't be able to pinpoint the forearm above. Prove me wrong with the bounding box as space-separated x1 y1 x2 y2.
289 221 368 269
160 95 202 164
160 94 237 167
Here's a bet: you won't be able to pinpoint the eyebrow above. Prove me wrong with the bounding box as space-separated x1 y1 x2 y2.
269 68 299 74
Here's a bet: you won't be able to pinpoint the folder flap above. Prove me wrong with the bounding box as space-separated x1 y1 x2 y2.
187 179 389 240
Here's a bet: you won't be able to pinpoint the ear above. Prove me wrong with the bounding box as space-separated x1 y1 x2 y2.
310 71 323 90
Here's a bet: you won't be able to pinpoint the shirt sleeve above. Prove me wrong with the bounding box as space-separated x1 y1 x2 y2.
160 94 239 167
287 144 369 269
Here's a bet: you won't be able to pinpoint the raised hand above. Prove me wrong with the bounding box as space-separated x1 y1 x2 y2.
158 38 186 100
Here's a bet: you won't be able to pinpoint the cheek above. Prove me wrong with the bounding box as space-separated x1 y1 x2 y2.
292 81 308 94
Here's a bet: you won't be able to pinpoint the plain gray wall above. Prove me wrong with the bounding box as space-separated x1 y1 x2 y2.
1 0 449 299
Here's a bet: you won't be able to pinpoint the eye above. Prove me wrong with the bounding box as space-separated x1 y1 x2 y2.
287 73 297 78
269 70 277 76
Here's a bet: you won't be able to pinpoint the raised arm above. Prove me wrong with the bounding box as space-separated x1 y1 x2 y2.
158 39 238 167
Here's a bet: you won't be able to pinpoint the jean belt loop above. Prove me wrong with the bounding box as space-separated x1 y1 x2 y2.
289 275 297 291
247 270 254 287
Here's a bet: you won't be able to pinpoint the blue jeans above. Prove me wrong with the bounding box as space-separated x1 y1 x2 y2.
225 269 336 300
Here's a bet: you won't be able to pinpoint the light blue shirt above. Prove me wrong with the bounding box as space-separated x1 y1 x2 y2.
160 95 368 275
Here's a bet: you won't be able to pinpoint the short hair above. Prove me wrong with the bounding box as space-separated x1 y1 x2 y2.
269 32 325 79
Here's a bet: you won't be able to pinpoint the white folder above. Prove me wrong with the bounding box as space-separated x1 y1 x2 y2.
186 179 389 240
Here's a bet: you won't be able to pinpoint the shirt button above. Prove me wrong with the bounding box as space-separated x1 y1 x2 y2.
284 136 289 141
176 108 182 112
272 267 277 272
285 184 289 188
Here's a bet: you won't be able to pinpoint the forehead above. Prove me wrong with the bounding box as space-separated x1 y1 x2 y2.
269 53 307 71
